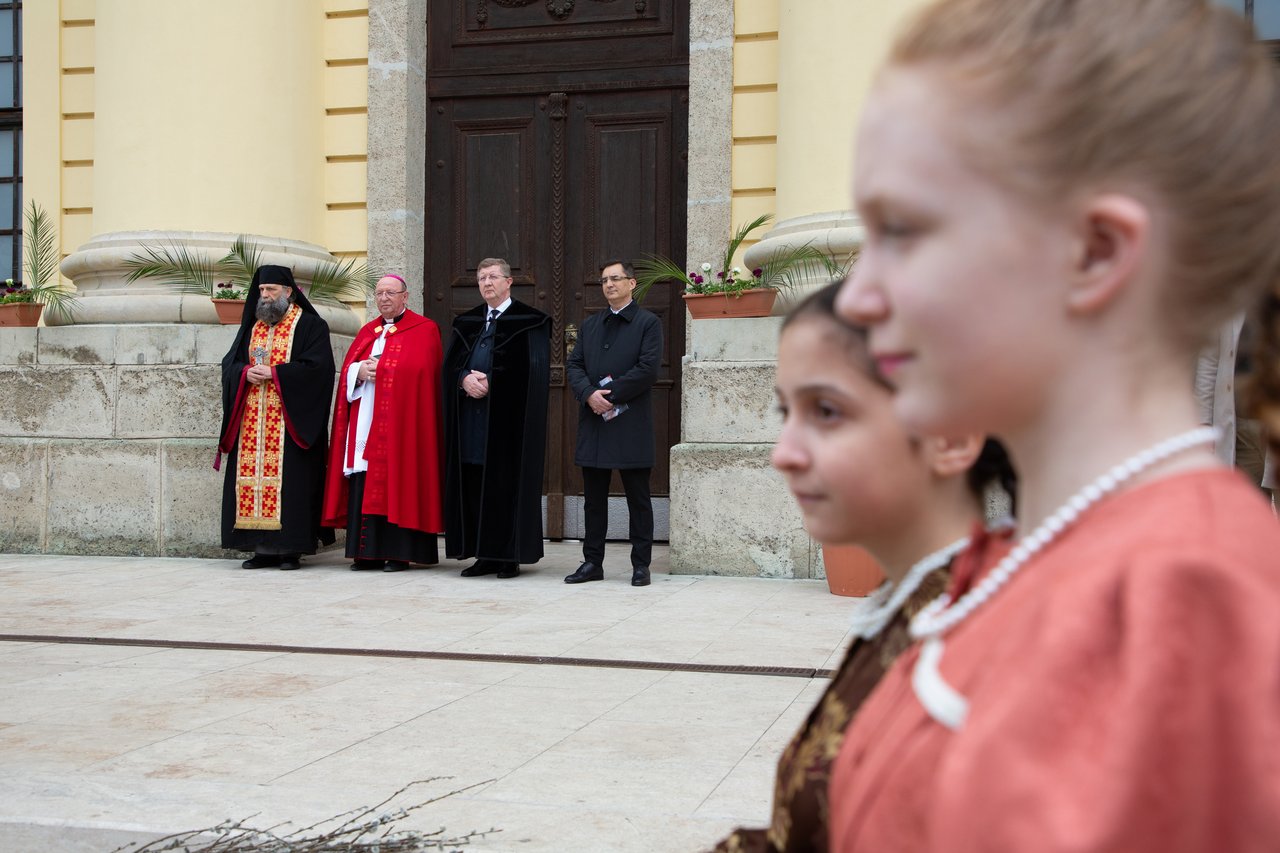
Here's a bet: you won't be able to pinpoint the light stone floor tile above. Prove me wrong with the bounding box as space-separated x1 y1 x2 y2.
0 547 867 851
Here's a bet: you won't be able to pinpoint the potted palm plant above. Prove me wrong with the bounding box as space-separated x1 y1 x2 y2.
122 234 376 323
0 202 78 327
633 213 842 318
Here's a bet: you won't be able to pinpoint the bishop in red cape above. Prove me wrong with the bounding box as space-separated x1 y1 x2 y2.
322 274 444 571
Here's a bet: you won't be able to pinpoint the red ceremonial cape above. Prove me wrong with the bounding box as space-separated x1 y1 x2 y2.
322 309 444 534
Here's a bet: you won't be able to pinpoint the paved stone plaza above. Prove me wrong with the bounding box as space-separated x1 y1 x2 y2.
0 542 859 852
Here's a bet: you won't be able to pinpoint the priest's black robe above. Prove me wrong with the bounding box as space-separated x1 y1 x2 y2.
442 298 551 564
218 273 336 555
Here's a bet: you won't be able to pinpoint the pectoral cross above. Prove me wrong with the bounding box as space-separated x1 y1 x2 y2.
251 346 268 367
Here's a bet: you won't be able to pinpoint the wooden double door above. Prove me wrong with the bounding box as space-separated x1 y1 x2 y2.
424 2 689 539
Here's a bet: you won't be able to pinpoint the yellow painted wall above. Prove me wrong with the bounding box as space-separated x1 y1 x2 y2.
731 0 779 254
730 0 932 244
20 0 371 277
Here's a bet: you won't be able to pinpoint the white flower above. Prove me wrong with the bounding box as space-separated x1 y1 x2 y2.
732 267 741 275
700 262 712 272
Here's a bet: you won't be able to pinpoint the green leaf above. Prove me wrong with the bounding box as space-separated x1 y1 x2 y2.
21 201 79 322
632 255 694 303
122 241 220 296
307 255 377 306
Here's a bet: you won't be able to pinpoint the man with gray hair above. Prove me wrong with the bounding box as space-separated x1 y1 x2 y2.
442 258 551 579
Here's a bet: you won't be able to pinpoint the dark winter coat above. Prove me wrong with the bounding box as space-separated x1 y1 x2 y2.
441 298 551 563
566 301 662 469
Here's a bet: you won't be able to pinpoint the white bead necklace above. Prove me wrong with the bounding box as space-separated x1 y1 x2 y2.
908 425 1219 731
848 537 970 640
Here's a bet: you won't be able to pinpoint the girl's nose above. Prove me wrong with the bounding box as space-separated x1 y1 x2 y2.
771 421 809 472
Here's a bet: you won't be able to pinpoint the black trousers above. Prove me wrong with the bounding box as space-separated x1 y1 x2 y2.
581 466 653 570
461 462 517 567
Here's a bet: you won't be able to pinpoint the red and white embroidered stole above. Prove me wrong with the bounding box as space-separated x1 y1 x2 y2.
234 304 302 530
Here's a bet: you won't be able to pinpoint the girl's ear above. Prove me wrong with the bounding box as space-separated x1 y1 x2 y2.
1067 194 1150 315
923 434 983 478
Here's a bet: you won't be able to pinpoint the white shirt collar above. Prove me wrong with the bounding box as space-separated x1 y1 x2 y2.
488 297 513 316
610 299 633 315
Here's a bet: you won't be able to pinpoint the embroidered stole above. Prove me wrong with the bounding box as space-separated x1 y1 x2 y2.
234 304 302 530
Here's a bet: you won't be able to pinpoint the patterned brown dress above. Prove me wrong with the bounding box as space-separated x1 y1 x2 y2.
711 569 951 853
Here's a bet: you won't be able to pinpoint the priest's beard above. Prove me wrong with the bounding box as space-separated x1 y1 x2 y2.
256 294 291 325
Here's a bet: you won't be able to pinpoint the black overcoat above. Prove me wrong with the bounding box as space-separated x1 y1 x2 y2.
566 301 663 469
442 299 551 563
218 277 336 554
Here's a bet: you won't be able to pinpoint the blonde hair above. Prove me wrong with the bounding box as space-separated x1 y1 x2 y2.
887 0 1280 354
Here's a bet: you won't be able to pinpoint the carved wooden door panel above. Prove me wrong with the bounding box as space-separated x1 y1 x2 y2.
425 2 688 540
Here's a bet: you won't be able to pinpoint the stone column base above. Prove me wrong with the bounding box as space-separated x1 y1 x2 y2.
57 230 364 335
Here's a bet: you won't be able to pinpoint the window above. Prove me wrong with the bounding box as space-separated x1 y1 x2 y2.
0 2 19 283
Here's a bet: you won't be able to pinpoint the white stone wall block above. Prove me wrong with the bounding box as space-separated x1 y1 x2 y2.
115 324 199 365
37 325 117 365
0 438 49 552
688 316 783 362
668 442 805 576
116 366 222 439
0 328 38 365
681 361 779 444
46 440 161 556
161 439 233 558
0 366 116 438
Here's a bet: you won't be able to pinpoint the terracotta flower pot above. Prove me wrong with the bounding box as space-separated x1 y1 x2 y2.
682 288 777 319
821 543 885 597
0 302 43 327
211 298 245 325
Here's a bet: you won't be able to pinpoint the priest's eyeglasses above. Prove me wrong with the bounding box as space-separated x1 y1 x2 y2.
598 274 632 285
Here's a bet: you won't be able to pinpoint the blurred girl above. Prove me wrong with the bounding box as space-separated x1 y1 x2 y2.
714 282 1014 852
831 1 1280 849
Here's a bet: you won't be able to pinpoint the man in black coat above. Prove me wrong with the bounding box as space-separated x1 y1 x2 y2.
564 259 663 587
217 265 336 570
442 257 551 579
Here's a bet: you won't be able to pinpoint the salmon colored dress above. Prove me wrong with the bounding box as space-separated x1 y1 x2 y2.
828 470 1280 852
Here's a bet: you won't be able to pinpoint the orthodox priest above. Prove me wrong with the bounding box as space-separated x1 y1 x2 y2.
442 257 551 579
322 274 444 572
217 264 335 570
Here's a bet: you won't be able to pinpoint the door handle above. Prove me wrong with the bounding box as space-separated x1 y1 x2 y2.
565 322 578 359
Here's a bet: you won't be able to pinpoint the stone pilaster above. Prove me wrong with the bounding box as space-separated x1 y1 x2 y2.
367 0 428 312
668 317 816 578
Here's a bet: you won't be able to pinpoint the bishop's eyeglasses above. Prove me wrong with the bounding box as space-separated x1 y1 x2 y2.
598 274 633 285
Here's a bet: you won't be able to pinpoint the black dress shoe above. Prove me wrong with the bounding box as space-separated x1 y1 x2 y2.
631 566 651 587
383 560 410 572
460 560 498 577
242 553 282 570
278 555 302 571
564 562 603 584
495 564 520 579
350 559 385 571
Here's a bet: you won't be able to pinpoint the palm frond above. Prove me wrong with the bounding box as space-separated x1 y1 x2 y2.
633 254 693 303
23 201 60 288
122 241 220 295
722 213 773 274
21 201 79 322
757 243 845 292
218 235 263 289
307 255 377 306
